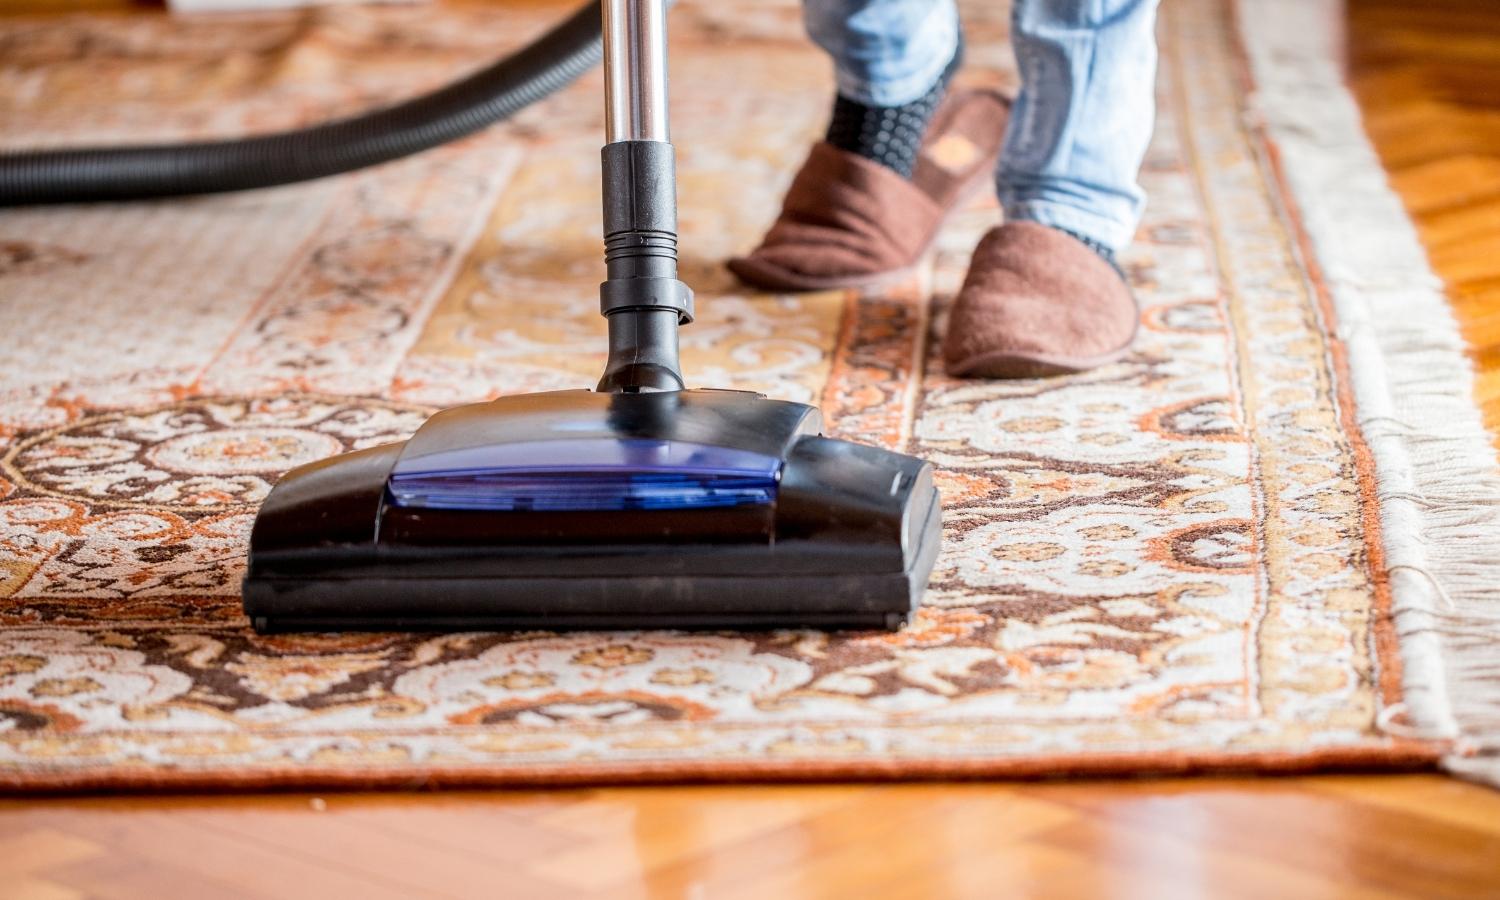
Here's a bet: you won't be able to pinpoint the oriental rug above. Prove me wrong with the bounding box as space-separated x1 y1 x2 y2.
1 0 1495 791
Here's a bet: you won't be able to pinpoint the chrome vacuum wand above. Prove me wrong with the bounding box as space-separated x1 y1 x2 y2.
595 0 693 393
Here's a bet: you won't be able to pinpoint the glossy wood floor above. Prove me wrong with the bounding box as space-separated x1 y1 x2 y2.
0 775 1497 899
2 1 1500 898
1349 0 1500 441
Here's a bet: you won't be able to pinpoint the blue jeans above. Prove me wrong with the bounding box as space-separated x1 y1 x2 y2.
803 0 1160 252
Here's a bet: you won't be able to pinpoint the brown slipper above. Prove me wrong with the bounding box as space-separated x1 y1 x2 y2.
728 88 1011 292
942 222 1139 378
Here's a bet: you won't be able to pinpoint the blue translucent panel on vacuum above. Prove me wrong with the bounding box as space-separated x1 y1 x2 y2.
387 439 780 512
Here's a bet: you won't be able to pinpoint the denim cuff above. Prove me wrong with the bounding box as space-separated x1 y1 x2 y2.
834 8 960 107
1001 199 1137 254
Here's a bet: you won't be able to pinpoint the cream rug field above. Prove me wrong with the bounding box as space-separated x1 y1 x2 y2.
1 0 1496 790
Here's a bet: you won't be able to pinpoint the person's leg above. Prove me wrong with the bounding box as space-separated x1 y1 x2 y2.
728 0 1011 291
804 0 963 177
998 0 1161 256
942 0 1158 378
804 0 960 107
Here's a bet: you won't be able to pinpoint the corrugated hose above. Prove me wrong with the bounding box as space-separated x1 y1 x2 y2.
0 1 602 205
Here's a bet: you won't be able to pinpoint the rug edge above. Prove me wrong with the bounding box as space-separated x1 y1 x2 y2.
0 742 1442 796
1234 0 1500 787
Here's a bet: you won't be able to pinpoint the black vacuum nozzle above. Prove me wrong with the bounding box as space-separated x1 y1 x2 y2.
243 390 941 632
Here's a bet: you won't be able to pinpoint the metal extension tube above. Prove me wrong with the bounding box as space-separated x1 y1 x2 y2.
596 0 694 394
603 0 669 143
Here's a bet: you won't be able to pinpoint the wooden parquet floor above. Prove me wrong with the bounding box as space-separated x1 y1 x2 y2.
1349 0 1500 444
1 775 1497 899
1 1 1499 897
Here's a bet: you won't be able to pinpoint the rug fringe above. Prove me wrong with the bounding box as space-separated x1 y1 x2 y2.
1235 0 1500 787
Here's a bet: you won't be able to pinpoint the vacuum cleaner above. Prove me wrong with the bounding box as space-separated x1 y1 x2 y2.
0 0 943 633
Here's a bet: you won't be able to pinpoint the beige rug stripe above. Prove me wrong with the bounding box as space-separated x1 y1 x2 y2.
196 147 521 397
392 131 850 409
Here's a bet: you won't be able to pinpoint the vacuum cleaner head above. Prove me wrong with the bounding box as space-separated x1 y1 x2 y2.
243 389 942 633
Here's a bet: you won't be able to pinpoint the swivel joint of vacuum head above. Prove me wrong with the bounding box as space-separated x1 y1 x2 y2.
596 140 693 393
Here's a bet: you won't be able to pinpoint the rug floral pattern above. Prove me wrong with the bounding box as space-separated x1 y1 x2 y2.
0 0 1435 788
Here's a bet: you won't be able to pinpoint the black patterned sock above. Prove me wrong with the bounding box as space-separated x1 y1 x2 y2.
825 38 963 179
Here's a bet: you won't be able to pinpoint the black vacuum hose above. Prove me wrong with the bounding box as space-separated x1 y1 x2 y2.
0 2 602 206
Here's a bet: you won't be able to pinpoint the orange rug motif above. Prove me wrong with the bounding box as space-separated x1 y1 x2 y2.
0 0 1459 790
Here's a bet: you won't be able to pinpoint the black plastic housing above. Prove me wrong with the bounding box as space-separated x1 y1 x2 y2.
596 140 693 393
243 389 942 633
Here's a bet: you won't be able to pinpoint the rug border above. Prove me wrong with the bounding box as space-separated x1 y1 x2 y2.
1232 0 1500 787
1 742 1440 796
